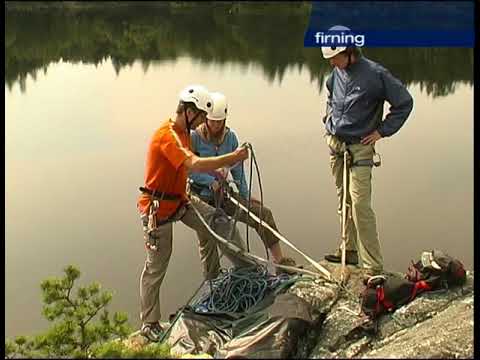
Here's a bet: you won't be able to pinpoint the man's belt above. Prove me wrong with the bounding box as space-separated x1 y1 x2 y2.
139 187 183 201
326 131 361 145
328 151 381 167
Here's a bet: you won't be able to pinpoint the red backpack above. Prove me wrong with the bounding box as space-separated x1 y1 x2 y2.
405 250 467 289
361 250 467 320
360 275 426 320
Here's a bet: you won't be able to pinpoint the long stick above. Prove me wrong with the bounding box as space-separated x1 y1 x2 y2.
224 193 332 281
340 149 350 285
189 202 324 279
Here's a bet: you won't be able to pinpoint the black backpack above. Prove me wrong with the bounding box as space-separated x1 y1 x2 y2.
360 274 421 320
361 250 467 321
405 250 467 290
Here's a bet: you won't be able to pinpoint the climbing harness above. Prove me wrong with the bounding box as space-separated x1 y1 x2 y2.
351 152 382 168
142 199 161 251
329 148 382 168
139 186 183 201
139 186 186 251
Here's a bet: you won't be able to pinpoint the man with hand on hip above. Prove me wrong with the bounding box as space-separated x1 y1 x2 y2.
321 44 413 281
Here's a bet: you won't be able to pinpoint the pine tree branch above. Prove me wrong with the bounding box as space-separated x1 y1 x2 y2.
83 301 108 326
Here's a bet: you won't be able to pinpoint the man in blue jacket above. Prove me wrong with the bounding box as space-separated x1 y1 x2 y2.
189 92 295 271
321 45 413 280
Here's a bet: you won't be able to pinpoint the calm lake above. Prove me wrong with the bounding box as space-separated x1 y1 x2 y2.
5 4 473 338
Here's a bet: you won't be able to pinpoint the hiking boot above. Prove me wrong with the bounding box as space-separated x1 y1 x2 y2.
275 256 297 275
324 249 359 265
140 322 164 342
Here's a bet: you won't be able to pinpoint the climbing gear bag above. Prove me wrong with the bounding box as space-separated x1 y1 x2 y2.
405 250 467 290
360 274 418 319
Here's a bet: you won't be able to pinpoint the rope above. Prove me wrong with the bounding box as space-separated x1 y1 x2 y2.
246 144 254 253
224 191 333 281
245 143 269 259
191 265 293 314
189 200 321 278
241 142 266 258
220 191 359 302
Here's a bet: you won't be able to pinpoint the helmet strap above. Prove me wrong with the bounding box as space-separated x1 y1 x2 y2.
185 107 201 133
184 109 191 132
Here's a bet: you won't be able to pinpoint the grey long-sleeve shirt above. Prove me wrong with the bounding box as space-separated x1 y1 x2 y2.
324 56 413 143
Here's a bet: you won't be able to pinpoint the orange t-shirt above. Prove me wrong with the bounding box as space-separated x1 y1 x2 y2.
137 119 193 219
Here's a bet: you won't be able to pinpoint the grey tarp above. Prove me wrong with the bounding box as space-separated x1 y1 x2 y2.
164 282 317 358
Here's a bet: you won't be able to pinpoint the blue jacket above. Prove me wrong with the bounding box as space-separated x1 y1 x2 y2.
189 127 249 201
324 55 413 143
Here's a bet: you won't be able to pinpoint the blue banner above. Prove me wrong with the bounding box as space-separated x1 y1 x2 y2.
304 1 475 47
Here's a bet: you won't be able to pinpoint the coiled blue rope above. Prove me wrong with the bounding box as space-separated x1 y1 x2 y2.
191 265 293 314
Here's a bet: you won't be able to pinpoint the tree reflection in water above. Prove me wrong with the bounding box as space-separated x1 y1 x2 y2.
5 4 473 97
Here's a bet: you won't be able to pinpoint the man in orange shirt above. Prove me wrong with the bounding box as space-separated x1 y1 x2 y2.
137 84 251 342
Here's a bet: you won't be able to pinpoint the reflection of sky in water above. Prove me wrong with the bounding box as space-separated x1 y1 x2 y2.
5 57 473 338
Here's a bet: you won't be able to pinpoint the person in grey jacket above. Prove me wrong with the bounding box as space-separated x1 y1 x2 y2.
321 45 413 280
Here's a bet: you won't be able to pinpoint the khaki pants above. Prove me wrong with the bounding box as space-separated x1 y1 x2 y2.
221 192 280 249
325 133 384 271
139 195 250 323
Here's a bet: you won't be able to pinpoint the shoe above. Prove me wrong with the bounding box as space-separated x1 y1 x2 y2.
275 257 297 275
140 322 164 342
362 268 384 285
324 249 358 265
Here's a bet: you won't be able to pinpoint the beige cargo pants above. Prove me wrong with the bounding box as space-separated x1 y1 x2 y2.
325 133 384 272
222 192 280 249
139 195 250 323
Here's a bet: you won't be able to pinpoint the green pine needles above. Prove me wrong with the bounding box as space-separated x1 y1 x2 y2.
5 265 171 358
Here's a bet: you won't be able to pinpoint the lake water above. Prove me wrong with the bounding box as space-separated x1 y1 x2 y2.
5 5 474 338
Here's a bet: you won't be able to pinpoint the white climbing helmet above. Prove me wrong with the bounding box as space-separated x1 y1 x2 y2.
321 25 351 59
321 46 347 59
207 92 228 121
179 84 213 113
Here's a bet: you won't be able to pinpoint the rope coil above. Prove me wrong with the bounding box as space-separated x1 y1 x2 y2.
191 265 292 314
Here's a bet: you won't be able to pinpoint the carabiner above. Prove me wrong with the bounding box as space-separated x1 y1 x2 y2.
373 152 381 167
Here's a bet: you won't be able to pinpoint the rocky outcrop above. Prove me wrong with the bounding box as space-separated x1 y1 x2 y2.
291 261 474 359
124 261 473 358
